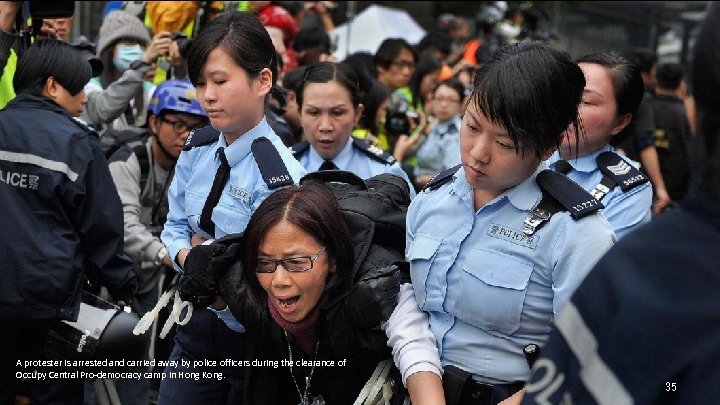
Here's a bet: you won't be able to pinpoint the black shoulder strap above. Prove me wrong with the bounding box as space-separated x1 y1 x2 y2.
290 141 310 160
595 152 649 199
352 138 397 165
422 164 461 191
251 137 294 189
524 170 604 235
183 125 220 151
133 143 150 191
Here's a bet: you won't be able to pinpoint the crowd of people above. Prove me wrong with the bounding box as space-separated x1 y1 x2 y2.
0 1 716 405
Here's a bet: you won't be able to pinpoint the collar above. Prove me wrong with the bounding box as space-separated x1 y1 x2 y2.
434 114 462 136
451 163 543 212
268 295 325 354
219 117 273 167
307 136 353 171
548 145 614 173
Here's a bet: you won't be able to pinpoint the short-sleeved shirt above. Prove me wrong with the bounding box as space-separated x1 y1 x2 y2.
296 137 416 198
406 165 615 384
414 114 462 178
162 117 307 270
546 146 653 239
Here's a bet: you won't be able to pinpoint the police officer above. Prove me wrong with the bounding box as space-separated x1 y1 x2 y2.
386 42 616 405
106 79 207 404
290 61 416 197
0 40 137 404
158 12 306 404
548 52 653 239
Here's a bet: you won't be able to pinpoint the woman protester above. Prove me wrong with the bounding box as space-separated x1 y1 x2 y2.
290 61 415 196
213 182 438 404
389 42 617 405
157 11 306 404
546 52 653 238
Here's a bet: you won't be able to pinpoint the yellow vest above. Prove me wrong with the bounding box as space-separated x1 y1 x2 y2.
0 49 17 109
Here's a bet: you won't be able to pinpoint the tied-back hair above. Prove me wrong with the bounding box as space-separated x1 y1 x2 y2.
242 183 354 317
186 11 281 100
691 2 720 202
576 52 644 147
296 62 362 110
470 41 585 160
13 39 91 97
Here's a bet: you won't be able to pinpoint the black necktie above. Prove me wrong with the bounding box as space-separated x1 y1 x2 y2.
555 159 572 175
199 147 230 237
319 159 338 171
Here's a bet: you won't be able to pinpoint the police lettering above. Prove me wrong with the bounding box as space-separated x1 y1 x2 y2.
572 199 598 212
0 169 39 190
268 174 290 184
622 174 645 187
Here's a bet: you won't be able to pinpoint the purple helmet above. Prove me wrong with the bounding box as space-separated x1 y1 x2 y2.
148 79 206 117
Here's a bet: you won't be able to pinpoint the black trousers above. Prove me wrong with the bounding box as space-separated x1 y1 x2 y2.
0 319 52 405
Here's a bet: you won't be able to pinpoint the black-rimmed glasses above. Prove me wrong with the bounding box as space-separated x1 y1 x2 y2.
160 116 204 133
255 247 326 273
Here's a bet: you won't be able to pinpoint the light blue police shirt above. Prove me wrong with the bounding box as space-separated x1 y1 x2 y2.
546 145 652 239
162 117 307 269
414 114 462 178
406 165 615 384
297 136 416 198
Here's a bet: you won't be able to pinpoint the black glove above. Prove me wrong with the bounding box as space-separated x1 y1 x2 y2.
177 235 244 306
344 263 402 328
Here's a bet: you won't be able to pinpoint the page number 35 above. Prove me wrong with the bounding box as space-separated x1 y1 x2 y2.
666 382 677 392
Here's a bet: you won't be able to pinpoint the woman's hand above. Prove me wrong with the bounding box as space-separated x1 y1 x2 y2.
142 31 172 64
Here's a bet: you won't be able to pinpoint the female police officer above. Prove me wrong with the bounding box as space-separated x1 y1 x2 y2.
158 11 306 404
386 42 617 405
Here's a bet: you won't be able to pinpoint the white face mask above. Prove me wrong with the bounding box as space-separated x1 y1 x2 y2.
113 44 143 72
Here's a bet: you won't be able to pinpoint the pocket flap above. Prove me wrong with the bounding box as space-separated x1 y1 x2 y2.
462 249 533 291
407 234 442 261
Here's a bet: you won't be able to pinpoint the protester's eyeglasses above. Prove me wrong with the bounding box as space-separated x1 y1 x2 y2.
160 116 204 133
255 247 326 273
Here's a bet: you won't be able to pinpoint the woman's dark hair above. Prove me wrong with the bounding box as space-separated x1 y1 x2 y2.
576 52 644 147
242 183 354 316
187 11 279 93
14 39 91 97
434 77 465 105
407 52 442 110
296 62 361 109
374 38 417 71
343 51 376 79
359 79 389 136
470 42 585 160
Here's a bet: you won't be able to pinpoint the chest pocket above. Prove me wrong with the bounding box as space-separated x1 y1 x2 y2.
456 248 533 334
215 190 252 236
407 234 442 308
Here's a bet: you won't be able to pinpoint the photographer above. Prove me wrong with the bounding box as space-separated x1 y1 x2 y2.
82 10 172 135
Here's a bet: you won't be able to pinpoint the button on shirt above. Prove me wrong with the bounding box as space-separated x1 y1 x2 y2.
297 137 416 198
546 145 652 239
415 114 462 177
406 166 615 384
162 117 308 271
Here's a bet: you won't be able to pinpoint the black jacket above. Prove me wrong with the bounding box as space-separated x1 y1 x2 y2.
0 94 137 321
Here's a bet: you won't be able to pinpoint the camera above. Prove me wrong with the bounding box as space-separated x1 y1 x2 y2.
384 93 419 138
171 31 192 60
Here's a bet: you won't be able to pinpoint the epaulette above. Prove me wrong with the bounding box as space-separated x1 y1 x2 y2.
352 138 396 165
289 141 310 158
71 116 99 137
596 151 649 195
183 125 220 151
422 164 461 191
251 137 294 189
524 170 604 235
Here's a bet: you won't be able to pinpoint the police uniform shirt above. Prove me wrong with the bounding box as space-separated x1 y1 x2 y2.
406 165 615 384
522 192 720 404
546 145 652 239
162 117 307 271
297 136 416 198
414 114 462 178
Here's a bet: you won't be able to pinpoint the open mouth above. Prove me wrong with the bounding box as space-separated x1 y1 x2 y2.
277 296 300 311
